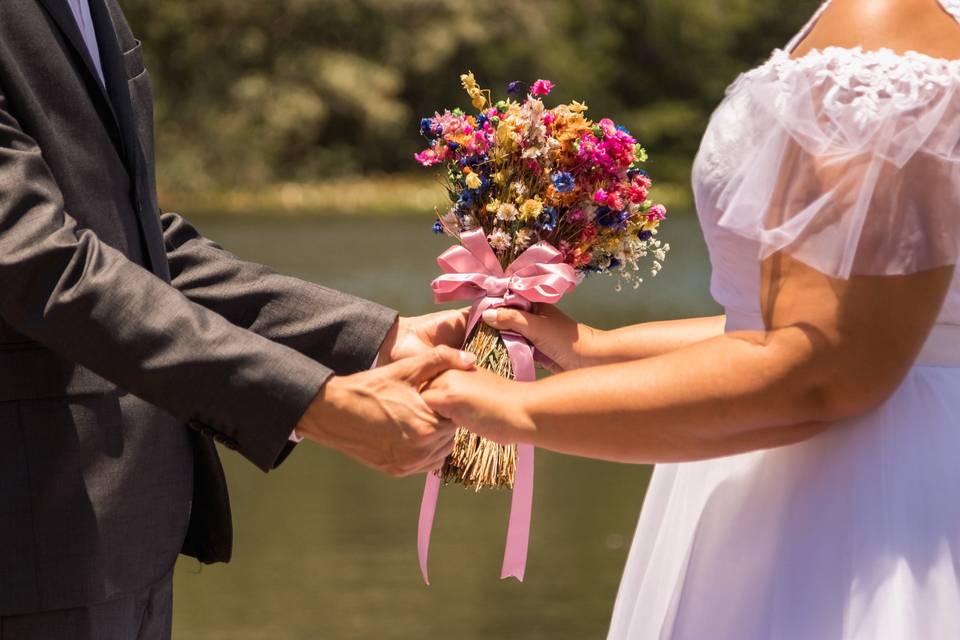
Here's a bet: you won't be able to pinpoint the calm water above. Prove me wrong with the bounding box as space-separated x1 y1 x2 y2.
171 211 720 639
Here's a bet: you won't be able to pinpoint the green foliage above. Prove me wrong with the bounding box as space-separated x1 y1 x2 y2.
123 0 820 193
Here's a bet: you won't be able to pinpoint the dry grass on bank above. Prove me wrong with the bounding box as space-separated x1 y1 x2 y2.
159 174 693 217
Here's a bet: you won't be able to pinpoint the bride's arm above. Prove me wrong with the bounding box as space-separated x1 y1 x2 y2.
424 254 953 463
481 305 726 371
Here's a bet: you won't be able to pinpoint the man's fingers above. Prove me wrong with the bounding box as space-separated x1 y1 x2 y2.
409 441 456 475
389 346 475 385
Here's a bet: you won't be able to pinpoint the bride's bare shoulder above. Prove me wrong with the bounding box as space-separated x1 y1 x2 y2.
792 0 960 59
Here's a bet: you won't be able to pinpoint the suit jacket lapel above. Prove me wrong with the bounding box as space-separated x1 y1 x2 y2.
87 0 170 280
35 0 123 143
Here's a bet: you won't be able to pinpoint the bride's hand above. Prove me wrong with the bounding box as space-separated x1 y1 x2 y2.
422 368 535 445
481 305 603 372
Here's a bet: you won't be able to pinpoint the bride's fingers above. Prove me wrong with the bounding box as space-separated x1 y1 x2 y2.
481 307 541 339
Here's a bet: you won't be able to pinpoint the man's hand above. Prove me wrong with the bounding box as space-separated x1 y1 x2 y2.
295 346 476 476
377 309 470 366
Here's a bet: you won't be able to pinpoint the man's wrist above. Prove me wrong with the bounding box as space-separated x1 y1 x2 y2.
295 376 346 445
376 317 401 367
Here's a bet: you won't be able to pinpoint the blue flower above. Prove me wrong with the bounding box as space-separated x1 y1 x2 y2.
608 257 622 269
507 81 524 95
432 220 444 234
638 229 653 241
537 206 558 232
551 171 575 193
446 141 460 151
420 118 442 139
627 167 649 179
596 206 629 228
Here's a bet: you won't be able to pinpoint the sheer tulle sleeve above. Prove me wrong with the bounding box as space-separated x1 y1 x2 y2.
714 48 960 279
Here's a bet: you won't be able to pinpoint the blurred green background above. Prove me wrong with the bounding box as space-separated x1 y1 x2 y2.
116 1 819 637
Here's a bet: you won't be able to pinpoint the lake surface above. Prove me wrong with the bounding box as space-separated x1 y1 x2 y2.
172 211 720 639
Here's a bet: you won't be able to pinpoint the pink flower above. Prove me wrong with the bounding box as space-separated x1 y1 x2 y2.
531 79 554 96
543 112 556 127
599 118 618 138
414 148 441 167
646 204 667 222
632 173 652 189
605 190 624 210
628 184 648 204
593 189 609 205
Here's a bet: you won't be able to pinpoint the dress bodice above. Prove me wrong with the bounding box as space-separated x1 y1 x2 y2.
692 0 960 326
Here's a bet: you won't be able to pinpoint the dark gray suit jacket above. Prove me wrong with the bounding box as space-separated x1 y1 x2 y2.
0 0 397 615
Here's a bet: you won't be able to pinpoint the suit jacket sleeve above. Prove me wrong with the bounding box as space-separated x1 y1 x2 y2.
160 211 397 376
0 87 328 472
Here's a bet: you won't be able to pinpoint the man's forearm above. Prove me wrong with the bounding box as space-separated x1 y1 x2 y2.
162 210 398 376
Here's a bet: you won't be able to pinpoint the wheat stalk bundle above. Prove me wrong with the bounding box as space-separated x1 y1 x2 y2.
439 322 517 490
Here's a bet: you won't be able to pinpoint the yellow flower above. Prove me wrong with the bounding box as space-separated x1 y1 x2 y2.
569 100 588 113
485 199 501 213
460 71 478 92
496 121 516 148
465 173 482 190
460 71 487 109
519 197 543 221
492 172 506 184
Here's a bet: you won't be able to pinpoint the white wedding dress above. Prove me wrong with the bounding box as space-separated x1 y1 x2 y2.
608 2 960 638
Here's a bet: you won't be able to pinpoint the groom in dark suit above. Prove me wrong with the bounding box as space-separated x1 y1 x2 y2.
0 0 471 637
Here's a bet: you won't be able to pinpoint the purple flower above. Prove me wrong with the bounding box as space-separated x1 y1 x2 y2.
432 219 444 234
551 171 575 193
596 206 629 228
507 81 524 95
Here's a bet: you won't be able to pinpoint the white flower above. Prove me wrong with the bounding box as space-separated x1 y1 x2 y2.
496 203 519 222
488 229 512 253
514 228 533 249
511 181 528 200
441 207 461 231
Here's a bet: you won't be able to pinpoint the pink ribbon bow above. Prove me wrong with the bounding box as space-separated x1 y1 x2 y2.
418 228 579 584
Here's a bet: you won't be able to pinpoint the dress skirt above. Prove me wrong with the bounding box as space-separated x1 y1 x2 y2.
608 323 960 639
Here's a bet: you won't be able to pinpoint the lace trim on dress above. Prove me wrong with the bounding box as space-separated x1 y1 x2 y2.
730 47 960 127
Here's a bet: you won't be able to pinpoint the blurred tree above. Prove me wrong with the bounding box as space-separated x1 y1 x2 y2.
122 0 820 193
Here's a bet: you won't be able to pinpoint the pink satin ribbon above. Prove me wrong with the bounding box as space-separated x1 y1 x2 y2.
418 228 579 584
